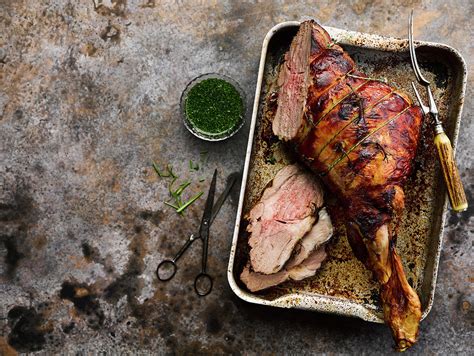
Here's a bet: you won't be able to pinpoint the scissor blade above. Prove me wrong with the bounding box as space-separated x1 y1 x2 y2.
210 171 240 225
199 169 217 238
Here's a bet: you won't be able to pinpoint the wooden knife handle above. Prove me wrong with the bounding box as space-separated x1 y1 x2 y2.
434 131 468 212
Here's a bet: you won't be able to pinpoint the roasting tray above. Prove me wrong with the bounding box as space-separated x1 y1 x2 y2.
227 21 467 323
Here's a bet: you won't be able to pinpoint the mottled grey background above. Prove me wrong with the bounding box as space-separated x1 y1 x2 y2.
0 0 472 354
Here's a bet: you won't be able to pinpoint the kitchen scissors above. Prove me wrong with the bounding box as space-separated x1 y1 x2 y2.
156 170 238 296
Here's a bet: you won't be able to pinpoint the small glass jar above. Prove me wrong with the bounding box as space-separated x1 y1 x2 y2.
180 73 246 141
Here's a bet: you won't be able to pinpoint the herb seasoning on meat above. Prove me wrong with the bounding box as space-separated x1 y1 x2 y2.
185 78 243 136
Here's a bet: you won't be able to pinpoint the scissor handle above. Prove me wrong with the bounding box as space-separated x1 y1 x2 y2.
194 272 213 296
156 234 200 282
156 260 177 281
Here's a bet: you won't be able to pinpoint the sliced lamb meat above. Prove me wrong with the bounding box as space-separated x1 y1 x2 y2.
242 207 332 292
247 164 324 274
285 207 333 269
285 208 333 269
240 264 288 292
272 21 313 141
287 246 327 280
241 245 327 292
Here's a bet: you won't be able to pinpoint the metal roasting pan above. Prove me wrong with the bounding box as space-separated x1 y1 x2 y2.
227 20 467 323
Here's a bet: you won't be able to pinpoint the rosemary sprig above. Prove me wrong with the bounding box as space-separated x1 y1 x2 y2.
151 156 206 215
176 192 203 214
174 181 191 196
345 83 365 124
168 179 192 207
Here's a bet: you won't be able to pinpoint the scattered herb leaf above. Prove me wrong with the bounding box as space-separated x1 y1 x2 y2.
164 201 180 210
266 156 277 165
174 181 191 197
152 155 206 215
167 164 177 179
168 176 178 194
167 178 180 206
152 162 178 179
176 192 204 214
345 83 366 125
152 162 170 177
189 159 199 171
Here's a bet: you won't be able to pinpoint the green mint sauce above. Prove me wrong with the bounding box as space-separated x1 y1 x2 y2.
185 78 243 136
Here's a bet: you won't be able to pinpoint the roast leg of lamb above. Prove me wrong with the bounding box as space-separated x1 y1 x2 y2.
272 20 422 351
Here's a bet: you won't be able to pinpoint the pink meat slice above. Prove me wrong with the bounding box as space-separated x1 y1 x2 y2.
241 246 327 292
285 207 333 269
272 21 313 141
247 164 324 274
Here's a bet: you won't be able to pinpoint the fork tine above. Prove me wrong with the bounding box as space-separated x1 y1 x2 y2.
409 10 430 86
411 82 429 115
408 11 417 79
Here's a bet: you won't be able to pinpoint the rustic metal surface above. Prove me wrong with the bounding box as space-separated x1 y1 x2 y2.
0 1 472 354
228 21 466 323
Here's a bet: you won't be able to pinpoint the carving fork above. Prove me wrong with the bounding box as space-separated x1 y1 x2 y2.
409 10 468 212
